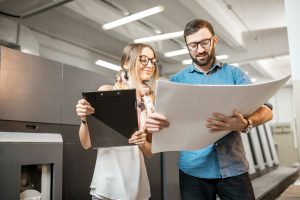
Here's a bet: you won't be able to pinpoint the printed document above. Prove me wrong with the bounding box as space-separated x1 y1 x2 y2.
152 75 290 153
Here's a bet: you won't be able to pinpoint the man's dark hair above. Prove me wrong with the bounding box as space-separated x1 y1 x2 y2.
184 19 215 42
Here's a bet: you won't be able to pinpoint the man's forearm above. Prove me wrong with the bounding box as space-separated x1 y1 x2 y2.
247 105 273 127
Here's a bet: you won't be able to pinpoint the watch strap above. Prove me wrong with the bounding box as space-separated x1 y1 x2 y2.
242 118 253 134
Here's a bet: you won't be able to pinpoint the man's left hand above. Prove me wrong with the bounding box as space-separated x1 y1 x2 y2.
206 110 248 133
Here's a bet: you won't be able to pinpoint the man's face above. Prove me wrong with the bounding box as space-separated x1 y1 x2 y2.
185 28 218 68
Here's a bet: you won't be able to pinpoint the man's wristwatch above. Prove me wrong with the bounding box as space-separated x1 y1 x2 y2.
242 118 253 134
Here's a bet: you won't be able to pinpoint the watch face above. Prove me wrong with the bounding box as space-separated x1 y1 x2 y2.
244 124 253 134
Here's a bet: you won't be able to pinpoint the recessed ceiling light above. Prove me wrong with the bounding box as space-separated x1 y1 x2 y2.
216 55 228 60
95 60 121 71
164 49 189 57
181 55 229 65
134 31 183 43
102 6 164 30
155 29 162 34
230 63 239 66
182 59 192 65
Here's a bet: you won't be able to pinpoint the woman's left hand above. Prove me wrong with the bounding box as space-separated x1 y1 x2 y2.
129 130 147 145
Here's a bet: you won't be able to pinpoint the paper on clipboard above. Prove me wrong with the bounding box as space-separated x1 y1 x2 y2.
82 89 138 148
152 75 291 153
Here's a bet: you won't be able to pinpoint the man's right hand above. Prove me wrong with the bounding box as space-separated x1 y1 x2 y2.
76 99 95 120
145 112 169 133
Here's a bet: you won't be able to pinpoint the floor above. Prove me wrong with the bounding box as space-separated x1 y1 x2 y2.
277 179 300 200
252 166 299 200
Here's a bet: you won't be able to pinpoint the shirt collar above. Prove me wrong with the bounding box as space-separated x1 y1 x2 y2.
188 59 223 74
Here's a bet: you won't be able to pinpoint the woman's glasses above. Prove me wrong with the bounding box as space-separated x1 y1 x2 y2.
139 55 158 67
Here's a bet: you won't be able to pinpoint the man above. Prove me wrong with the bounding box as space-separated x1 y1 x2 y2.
145 19 273 200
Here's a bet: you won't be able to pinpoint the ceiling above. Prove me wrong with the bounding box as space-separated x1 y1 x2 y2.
0 0 291 83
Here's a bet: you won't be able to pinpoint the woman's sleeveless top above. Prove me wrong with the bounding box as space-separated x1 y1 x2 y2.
90 76 154 200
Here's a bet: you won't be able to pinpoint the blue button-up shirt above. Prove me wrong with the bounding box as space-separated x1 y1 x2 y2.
170 62 251 178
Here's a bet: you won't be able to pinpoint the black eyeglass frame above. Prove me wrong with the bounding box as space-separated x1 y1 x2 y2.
138 55 159 67
186 35 215 51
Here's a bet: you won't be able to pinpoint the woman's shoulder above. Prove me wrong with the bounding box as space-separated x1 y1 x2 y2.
98 85 114 91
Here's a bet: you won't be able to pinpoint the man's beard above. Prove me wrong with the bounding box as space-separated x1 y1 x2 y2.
191 47 215 67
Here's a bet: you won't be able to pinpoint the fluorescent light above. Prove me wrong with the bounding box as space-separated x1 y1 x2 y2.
230 63 239 66
95 60 121 71
154 29 162 34
102 6 164 30
181 55 229 65
134 31 183 43
165 48 228 59
164 49 189 57
182 59 192 65
216 55 229 60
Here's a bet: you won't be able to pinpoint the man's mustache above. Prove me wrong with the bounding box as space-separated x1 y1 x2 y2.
196 52 208 57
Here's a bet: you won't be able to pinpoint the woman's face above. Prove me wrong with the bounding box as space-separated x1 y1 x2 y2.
137 47 157 81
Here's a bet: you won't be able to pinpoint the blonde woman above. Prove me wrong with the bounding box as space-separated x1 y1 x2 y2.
76 43 166 200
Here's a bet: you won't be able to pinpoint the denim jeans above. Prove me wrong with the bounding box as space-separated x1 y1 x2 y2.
179 170 255 200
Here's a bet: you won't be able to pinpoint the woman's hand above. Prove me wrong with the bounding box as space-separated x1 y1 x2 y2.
129 130 147 145
145 112 169 133
76 99 95 120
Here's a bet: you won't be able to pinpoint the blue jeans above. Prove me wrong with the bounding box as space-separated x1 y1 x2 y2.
179 170 255 200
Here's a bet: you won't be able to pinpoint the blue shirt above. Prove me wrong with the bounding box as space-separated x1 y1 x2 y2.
170 62 251 179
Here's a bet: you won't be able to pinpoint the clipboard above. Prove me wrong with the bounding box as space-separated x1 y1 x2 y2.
82 89 138 148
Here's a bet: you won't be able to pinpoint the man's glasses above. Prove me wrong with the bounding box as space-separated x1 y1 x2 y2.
139 55 158 67
186 35 215 51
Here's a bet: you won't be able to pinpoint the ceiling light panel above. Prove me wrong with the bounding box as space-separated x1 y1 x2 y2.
102 6 164 30
95 60 121 71
181 55 229 65
134 31 183 43
164 49 189 57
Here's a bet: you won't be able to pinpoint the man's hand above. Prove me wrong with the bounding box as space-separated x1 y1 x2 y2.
206 110 248 133
145 112 170 133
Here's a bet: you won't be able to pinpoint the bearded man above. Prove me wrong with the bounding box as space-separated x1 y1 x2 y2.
145 19 273 200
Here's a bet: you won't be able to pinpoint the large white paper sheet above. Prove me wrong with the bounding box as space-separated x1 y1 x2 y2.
152 75 290 153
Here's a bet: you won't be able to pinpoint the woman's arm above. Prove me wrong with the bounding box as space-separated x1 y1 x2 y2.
129 130 153 158
139 132 153 158
79 119 91 149
76 85 114 149
76 99 94 149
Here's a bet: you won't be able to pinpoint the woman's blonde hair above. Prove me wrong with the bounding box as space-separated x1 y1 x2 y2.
120 43 159 95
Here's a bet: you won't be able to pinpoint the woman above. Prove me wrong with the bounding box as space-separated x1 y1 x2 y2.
76 43 159 200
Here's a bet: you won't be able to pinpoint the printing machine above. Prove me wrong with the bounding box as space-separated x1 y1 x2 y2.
0 46 163 200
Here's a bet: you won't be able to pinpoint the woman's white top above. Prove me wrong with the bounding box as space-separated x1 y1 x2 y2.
90 145 150 200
